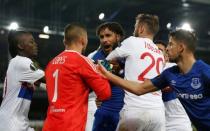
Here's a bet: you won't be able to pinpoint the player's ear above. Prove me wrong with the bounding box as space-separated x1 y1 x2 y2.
179 43 185 53
63 39 66 45
116 34 121 42
80 37 85 46
138 24 144 34
17 43 24 50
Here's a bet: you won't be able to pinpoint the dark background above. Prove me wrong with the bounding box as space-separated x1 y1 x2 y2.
0 0 210 121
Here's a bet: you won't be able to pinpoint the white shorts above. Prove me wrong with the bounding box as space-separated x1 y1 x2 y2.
116 108 165 131
85 95 97 131
164 99 192 131
0 114 34 131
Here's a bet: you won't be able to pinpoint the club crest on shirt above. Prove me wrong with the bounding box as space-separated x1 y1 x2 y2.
191 78 201 89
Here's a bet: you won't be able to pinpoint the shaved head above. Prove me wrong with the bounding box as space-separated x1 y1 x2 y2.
64 23 87 44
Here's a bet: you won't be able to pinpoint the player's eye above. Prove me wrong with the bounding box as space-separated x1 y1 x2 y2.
99 35 104 39
105 34 111 37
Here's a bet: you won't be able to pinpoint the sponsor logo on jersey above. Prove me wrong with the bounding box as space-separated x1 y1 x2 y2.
177 93 203 100
170 80 176 86
191 78 201 89
50 106 66 113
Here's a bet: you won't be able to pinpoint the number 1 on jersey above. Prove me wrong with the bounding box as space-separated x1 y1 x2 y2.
52 69 59 102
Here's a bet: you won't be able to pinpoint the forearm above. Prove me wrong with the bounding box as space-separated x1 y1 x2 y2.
105 71 156 95
106 50 121 61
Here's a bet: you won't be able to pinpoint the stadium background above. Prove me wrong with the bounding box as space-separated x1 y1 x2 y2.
0 0 210 130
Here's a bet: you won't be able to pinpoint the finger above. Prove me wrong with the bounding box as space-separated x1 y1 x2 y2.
96 64 107 78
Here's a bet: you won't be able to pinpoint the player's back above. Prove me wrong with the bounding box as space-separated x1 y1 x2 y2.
44 51 90 131
43 50 111 131
120 36 164 109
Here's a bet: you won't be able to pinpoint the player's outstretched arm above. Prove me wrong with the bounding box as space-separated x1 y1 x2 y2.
97 63 158 96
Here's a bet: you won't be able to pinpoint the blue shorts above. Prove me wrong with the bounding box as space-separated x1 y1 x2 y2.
92 108 120 131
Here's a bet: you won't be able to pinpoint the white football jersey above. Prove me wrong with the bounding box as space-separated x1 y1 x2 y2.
107 36 164 109
86 51 97 131
87 50 97 103
0 55 44 131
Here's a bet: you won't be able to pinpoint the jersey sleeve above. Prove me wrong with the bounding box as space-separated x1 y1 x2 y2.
18 58 44 84
106 37 133 60
151 70 168 90
80 57 111 101
87 50 97 59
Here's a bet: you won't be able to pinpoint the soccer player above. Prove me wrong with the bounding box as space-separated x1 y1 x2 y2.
106 14 165 131
98 29 210 131
0 30 44 131
87 22 125 131
43 23 111 131
155 40 192 131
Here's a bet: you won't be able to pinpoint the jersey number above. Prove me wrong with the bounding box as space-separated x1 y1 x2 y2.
138 52 163 81
52 69 59 102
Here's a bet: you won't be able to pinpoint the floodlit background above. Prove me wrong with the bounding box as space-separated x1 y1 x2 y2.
1 0 210 130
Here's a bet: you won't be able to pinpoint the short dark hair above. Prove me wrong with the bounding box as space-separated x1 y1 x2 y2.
136 14 159 35
8 30 31 58
96 22 125 40
154 40 167 48
169 29 197 52
64 23 87 44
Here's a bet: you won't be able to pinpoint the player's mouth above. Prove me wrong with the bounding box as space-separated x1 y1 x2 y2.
104 45 112 49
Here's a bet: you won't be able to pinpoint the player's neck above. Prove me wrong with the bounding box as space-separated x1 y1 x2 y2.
18 52 32 59
139 34 153 41
177 54 196 74
65 43 82 54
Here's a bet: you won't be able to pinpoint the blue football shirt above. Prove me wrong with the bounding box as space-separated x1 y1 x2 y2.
151 60 210 130
92 49 125 112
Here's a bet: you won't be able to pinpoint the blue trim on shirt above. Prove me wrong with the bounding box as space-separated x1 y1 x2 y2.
18 83 34 100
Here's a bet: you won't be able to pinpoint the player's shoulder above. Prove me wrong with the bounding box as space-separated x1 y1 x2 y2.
120 36 142 48
195 60 210 69
64 50 94 66
123 36 152 46
164 63 176 70
10 55 32 69
123 36 141 43
13 55 32 63
163 64 179 74
88 50 98 59
191 60 210 76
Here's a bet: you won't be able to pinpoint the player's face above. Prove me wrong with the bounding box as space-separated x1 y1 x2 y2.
156 43 169 62
20 34 38 58
167 37 182 63
99 28 120 54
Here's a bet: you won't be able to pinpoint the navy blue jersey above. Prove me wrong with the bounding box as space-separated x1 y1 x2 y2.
151 60 210 130
92 49 125 111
